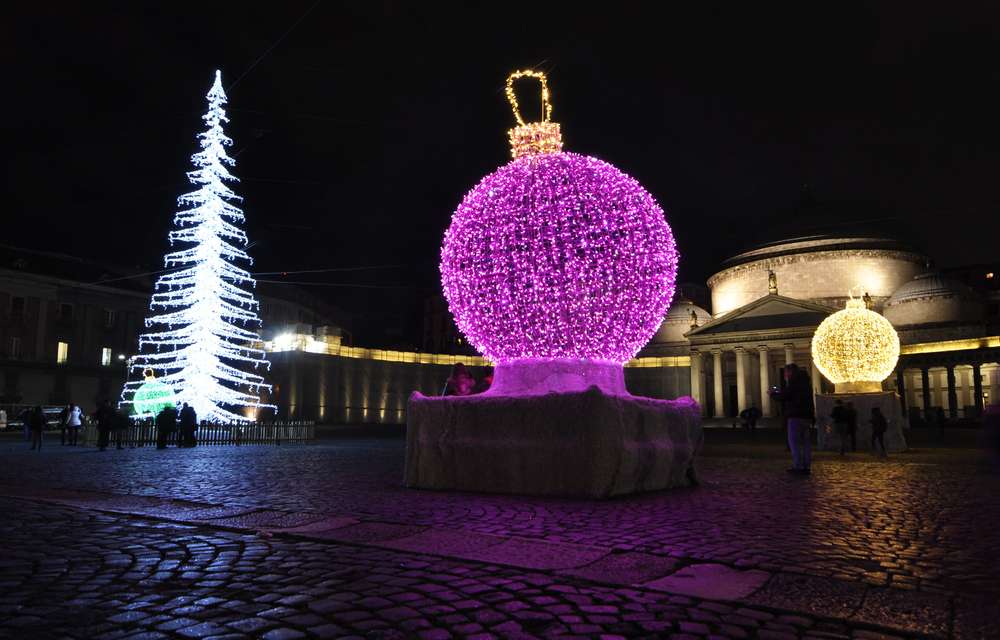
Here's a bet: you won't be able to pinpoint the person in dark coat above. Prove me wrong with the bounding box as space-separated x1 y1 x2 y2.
155 405 178 449
472 367 494 394
179 403 198 447
442 363 475 396
770 363 815 475
28 406 46 451
831 399 849 455
92 401 114 451
845 401 858 452
871 407 889 458
740 406 762 433
111 406 130 450
58 404 70 445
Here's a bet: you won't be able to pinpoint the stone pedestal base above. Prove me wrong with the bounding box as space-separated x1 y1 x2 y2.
815 391 907 453
404 387 702 498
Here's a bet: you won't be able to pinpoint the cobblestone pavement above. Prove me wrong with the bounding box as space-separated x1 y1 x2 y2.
0 436 997 638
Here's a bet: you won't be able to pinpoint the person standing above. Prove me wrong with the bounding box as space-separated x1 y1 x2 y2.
155 405 178 449
770 363 815 475
442 363 475 396
66 403 82 446
28 406 45 451
93 401 114 451
871 407 889 458
111 406 129 450
179 403 198 447
831 399 849 455
0 408 7 432
845 401 858 452
59 404 70 445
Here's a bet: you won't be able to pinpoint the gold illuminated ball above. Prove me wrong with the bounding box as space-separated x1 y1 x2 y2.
811 300 900 393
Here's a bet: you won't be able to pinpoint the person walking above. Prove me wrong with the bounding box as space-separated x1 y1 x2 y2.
871 407 889 458
93 401 114 451
0 408 7 432
58 404 70 445
28 405 45 451
155 405 178 449
179 403 198 447
770 363 814 475
66 403 82 446
831 399 849 455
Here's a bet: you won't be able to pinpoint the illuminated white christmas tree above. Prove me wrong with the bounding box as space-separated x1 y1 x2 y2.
122 70 272 423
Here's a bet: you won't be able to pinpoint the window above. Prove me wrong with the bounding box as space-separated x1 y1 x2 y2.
57 341 69 364
9 337 21 359
59 303 73 322
101 347 112 366
10 297 25 317
104 309 116 328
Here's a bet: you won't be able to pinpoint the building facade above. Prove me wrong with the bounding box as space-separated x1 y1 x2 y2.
0 245 345 413
5 237 997 426
678 237 999 423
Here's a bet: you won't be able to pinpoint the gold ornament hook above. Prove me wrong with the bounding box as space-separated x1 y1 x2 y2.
504 70 562 159
505 70 553 126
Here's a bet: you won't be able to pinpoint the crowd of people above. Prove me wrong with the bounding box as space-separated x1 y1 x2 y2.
10 401 200 452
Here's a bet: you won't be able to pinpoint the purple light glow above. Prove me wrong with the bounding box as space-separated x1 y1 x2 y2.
441 152 678 365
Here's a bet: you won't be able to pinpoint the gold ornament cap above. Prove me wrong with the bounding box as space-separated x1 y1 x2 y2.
505 70 563 159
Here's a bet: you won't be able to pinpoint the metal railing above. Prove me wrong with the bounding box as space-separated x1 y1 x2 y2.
80 420 315 447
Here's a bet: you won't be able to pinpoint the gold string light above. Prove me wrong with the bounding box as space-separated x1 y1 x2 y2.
505 70 563 158
811 298 900 394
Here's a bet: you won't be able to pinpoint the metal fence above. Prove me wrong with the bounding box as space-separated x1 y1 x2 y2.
80 420 315 447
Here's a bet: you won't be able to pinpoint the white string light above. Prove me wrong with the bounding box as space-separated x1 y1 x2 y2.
121 70 274 423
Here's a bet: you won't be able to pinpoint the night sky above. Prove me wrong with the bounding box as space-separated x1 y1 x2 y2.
5 3 1000 345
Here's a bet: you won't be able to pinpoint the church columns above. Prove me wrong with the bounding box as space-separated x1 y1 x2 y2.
946 365 958 419
810 356 822 398
921 368 931 417
735 347 749 413
690 350 704 414
896 368 908 418
758 345 772 416
784 343 795 366
973 363 984 415
712 349 725 418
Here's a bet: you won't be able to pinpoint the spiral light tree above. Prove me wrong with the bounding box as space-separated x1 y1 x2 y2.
406 71 700 498
121 71 273 423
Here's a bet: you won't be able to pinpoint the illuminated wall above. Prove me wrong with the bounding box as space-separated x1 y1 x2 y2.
266 350 691 424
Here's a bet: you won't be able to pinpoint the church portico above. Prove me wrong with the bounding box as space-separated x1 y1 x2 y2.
686 293 838 419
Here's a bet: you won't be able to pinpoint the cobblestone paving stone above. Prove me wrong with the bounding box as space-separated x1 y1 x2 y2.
0 437 998 638
0 499 934 639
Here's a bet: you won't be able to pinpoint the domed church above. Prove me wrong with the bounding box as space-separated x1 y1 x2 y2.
638 236 1000 424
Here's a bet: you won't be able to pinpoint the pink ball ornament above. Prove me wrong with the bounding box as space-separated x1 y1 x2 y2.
440 71 678 369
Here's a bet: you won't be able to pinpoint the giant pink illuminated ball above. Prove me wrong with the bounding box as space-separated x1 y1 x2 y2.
440 152 678 365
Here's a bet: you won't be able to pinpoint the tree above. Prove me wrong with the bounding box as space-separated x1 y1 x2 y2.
122 70 272 423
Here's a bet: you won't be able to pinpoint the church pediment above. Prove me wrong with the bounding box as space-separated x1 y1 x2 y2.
687 294 836 337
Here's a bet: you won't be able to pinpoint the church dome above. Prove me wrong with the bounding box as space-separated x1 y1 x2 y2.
884 272 985 327
651 300 712 343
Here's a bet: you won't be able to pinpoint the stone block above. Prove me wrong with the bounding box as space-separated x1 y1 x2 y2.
815 391 907 453
404 387 702 498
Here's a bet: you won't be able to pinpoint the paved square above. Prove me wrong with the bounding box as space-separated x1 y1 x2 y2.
0 432 997 638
